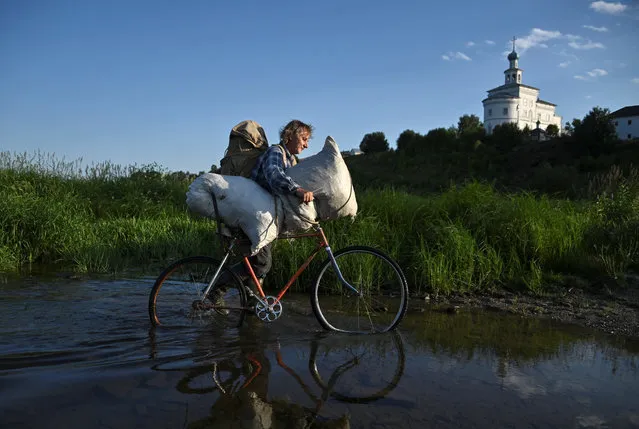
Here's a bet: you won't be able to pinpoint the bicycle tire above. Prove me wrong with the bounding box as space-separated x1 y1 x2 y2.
149 256 247 328
308 331 406 403
311 246 408 333
176 360 249 395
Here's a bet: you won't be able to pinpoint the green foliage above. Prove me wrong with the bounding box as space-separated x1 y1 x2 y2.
3 137 638 297
457 114 482 135
457 114 485 146
574 107 617 154
424 127 457 150
583 175 639 279
490 122 524 151
359 132 389 153
396 129 420 154
546 124 559 137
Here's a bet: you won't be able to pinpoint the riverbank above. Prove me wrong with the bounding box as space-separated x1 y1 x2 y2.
412 275 639 338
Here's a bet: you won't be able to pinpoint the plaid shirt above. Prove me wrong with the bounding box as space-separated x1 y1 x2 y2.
251 144 300 195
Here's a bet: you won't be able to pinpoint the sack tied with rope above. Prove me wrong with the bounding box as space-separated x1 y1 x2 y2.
186 135 357 255
281 136 358 231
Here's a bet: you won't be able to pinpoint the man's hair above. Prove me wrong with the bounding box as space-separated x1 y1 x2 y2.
279 120 313 145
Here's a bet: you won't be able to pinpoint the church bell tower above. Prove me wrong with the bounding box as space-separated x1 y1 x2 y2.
504 37 523 85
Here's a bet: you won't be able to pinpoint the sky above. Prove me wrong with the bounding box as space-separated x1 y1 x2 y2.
1 0 638 174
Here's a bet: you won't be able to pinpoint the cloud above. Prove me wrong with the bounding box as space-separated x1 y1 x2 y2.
589 1 628 14
558 49 580 61
587 68 608 77
632 77 639 84
442 51 472 61
485 40 496 45
574 68 608 80
466 41 475 47
559 61 571 68
569 40 606 49
500 369 548 399
583 25 609 32
514 28 563 53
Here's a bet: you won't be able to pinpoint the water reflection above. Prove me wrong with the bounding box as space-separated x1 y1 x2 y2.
402 309 638 375
149 322 406 428
2 277 639 429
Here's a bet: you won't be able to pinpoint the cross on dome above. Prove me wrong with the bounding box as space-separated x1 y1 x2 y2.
508 36 519 61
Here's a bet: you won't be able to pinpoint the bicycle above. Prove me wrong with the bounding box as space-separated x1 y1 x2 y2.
151 331 406 428
148 220 409 333
156 331 406 405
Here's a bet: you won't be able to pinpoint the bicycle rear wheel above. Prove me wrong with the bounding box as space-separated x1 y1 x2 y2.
149 256 247 328
311 246 408 333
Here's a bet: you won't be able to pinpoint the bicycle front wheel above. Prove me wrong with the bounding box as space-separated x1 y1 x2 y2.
149 256 247 328
311 246 408 333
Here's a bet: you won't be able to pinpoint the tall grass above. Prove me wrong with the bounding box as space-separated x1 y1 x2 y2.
1 151 637 295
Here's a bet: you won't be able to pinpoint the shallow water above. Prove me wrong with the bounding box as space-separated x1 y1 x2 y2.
1 275 638 428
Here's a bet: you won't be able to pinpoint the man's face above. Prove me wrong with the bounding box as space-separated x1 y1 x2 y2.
286 130 310 155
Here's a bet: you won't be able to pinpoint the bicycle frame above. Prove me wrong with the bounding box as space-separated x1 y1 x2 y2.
200 224 360 310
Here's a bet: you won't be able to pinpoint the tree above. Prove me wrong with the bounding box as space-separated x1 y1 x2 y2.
396 129 421 153
456 114 485 149
457 114 483 136
574 107 617 151
490 122 524 151
564 121 574 135
418 127 457 151
546 124 559 137
359 132 389 153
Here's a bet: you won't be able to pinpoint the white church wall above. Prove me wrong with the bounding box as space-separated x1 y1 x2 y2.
614 115 639 140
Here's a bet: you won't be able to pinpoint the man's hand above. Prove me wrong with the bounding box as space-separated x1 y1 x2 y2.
295 187 314 203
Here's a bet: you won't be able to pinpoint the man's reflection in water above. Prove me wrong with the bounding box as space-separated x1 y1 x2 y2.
190 318 351 429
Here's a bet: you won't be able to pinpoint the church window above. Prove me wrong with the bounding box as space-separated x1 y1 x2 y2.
503 108 508 115
506 75 510 82
629 120 633 125
488 109 492 117
629 134 632 139
517 75 521 83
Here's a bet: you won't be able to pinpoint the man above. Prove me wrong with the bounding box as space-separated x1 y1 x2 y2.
211 120 314 307
246 119 314 280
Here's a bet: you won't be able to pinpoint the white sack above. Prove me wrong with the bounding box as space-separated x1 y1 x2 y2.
284 136 358 222
186 173 281 255
277 190 319 233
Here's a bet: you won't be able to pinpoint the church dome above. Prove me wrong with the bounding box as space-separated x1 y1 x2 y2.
508 50 519 61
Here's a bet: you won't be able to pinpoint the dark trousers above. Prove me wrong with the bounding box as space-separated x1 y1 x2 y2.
247 242 272 278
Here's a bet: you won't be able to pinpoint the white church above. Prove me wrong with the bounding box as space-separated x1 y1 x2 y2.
483 38 562 135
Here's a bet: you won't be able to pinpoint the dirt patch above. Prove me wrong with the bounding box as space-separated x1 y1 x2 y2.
409 276 639 338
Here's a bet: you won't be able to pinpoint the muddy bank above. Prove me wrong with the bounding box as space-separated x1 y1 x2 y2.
411 276 639 338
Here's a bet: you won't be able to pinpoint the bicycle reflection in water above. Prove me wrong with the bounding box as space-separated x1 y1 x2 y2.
150 325 406 429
